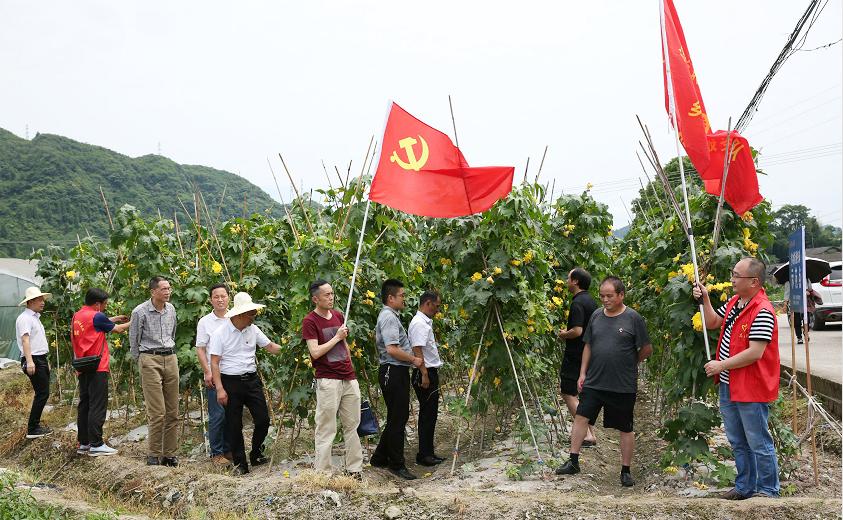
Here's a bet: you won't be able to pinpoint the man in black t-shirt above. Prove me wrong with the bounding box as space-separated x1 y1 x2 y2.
557 268 598 446
556 276 652 487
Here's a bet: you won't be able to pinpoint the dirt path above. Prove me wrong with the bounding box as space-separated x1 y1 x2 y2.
1 365 840 519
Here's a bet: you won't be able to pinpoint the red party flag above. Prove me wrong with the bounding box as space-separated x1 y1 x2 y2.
369 102 514 218
701 130 763 215
662 0 711 174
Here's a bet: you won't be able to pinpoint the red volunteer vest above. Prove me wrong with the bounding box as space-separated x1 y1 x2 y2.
716 289 779 402
71 306 110 372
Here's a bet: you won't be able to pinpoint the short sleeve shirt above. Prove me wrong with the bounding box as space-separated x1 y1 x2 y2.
564 291 598 361
195 312 228 347
582 307 651 394
301 310 356 380
408 311 442 368
207 321 271 375
375 306 412 367
16 309 49 356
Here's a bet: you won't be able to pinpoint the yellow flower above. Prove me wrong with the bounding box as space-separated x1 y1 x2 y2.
672 253 681 263
679 263 695 282
459 308 469 320
743 237 758 254
527 325 535 333
471 272 483 282
416 265 423 274
509 259 522 267
363 299 373 306
113 338 122 349
434 312 444 320
366 290 376 299
493 266 502 275
486 276 495 284
554 285 564 293
741 211 754 222
65 270 77 280
555 279 564 285
720 292 728 302
179 270 189 279
283 470 290 478
692 311 703 332
441 342 449 350
522 250 534 264
552 296 562 306
493 377 501 387
439 258 452 266
664 466 679 475
640 263 648 271
585 182 594 191
668 271 678 279
742 227 751 239
457 387 465 395
212 261 222 274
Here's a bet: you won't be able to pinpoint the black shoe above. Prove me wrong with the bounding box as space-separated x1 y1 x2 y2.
555 459 580 475
797 338 804 344
26 425 53 439
345 471 364 481
388 467 417 480
620 471 634 487
232 465 249 476
160 457 178 467
581 440 597 448
416 455 440 466
430 454 446 464
146 456 160 466
370 458 389 468
719 488 750 500
250 454 269 467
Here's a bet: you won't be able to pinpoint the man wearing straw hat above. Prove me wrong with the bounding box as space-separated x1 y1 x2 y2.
209 291 283 475
16 286 53 439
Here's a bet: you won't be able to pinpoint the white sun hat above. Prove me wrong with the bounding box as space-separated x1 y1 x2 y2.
224 292 266 318
19 286 52 306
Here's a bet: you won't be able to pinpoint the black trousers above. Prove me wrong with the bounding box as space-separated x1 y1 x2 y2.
221 373 270 471
22 355 50 432
412 367 440 457
372 364 410 469
78 371 109 447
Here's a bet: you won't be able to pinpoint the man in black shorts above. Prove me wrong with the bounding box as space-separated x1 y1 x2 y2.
557 268 598 446
556 276 652 487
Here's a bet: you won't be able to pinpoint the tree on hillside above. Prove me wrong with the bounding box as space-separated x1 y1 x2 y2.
769 204 842 261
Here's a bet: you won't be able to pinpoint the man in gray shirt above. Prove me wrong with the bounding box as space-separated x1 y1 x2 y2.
129 276 180 467
370 279 423 480
556 276 652 487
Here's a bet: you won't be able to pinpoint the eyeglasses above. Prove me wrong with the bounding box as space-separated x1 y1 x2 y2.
730 271 757 280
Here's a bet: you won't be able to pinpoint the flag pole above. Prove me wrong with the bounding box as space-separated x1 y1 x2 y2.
660 0 711 359
343 102 392 323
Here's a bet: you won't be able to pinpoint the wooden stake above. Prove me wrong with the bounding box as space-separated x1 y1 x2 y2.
278 153 316 235
803 322 819 484
266 157 301 245
534 145 549 183
99 186 114 230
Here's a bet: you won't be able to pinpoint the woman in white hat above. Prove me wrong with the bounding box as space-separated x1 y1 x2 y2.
208 292 284 475
16 286 53 438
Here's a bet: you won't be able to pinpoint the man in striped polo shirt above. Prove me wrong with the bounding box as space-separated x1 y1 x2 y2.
693 257 780 500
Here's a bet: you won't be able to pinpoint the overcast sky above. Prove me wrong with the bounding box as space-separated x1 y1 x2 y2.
1 1 841 228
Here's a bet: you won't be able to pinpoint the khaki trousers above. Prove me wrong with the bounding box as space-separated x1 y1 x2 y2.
139 353 180 457
314 378 363 473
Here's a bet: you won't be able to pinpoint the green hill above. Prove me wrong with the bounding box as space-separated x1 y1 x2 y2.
0 128 284 257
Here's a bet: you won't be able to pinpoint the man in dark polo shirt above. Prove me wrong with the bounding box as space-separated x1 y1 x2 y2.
302 279 362 478
557 268 598 447
556 276 652 487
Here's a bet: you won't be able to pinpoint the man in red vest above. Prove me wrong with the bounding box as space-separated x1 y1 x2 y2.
71 288 131 456
693 257 780 499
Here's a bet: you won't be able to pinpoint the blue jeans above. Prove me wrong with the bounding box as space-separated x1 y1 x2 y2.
207 387 230 456
719 383 779 497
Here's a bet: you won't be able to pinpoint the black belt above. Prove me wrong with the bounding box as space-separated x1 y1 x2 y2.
141 349 174 356
221 372 257 381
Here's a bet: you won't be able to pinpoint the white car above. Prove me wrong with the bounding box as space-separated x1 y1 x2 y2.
812 260 842 330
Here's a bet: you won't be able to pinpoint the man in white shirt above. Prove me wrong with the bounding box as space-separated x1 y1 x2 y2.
16 287 52 439
209 292 283 475
195 283 232 465
409 291 445 466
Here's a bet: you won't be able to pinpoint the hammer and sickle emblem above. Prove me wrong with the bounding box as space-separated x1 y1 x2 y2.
390 135 429 171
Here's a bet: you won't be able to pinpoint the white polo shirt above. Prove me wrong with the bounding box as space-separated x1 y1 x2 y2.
195 311 228 347
207 320 271 375
16 308 49 356
408 311 442 368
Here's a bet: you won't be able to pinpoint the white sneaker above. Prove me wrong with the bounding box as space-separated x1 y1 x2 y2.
77 444 90 455
88 443 118 457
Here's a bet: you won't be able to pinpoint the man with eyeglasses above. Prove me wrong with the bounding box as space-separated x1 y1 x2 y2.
129 276 180 467
693 257 780 500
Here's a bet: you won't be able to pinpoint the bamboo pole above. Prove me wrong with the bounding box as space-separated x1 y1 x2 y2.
534 145 549 183
99 186 114 230
266 157 301 245
708 118 736 271
448 95 460 148
336 136 375 242
803 321 819 484
788 309 799 434
278 153 316 235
